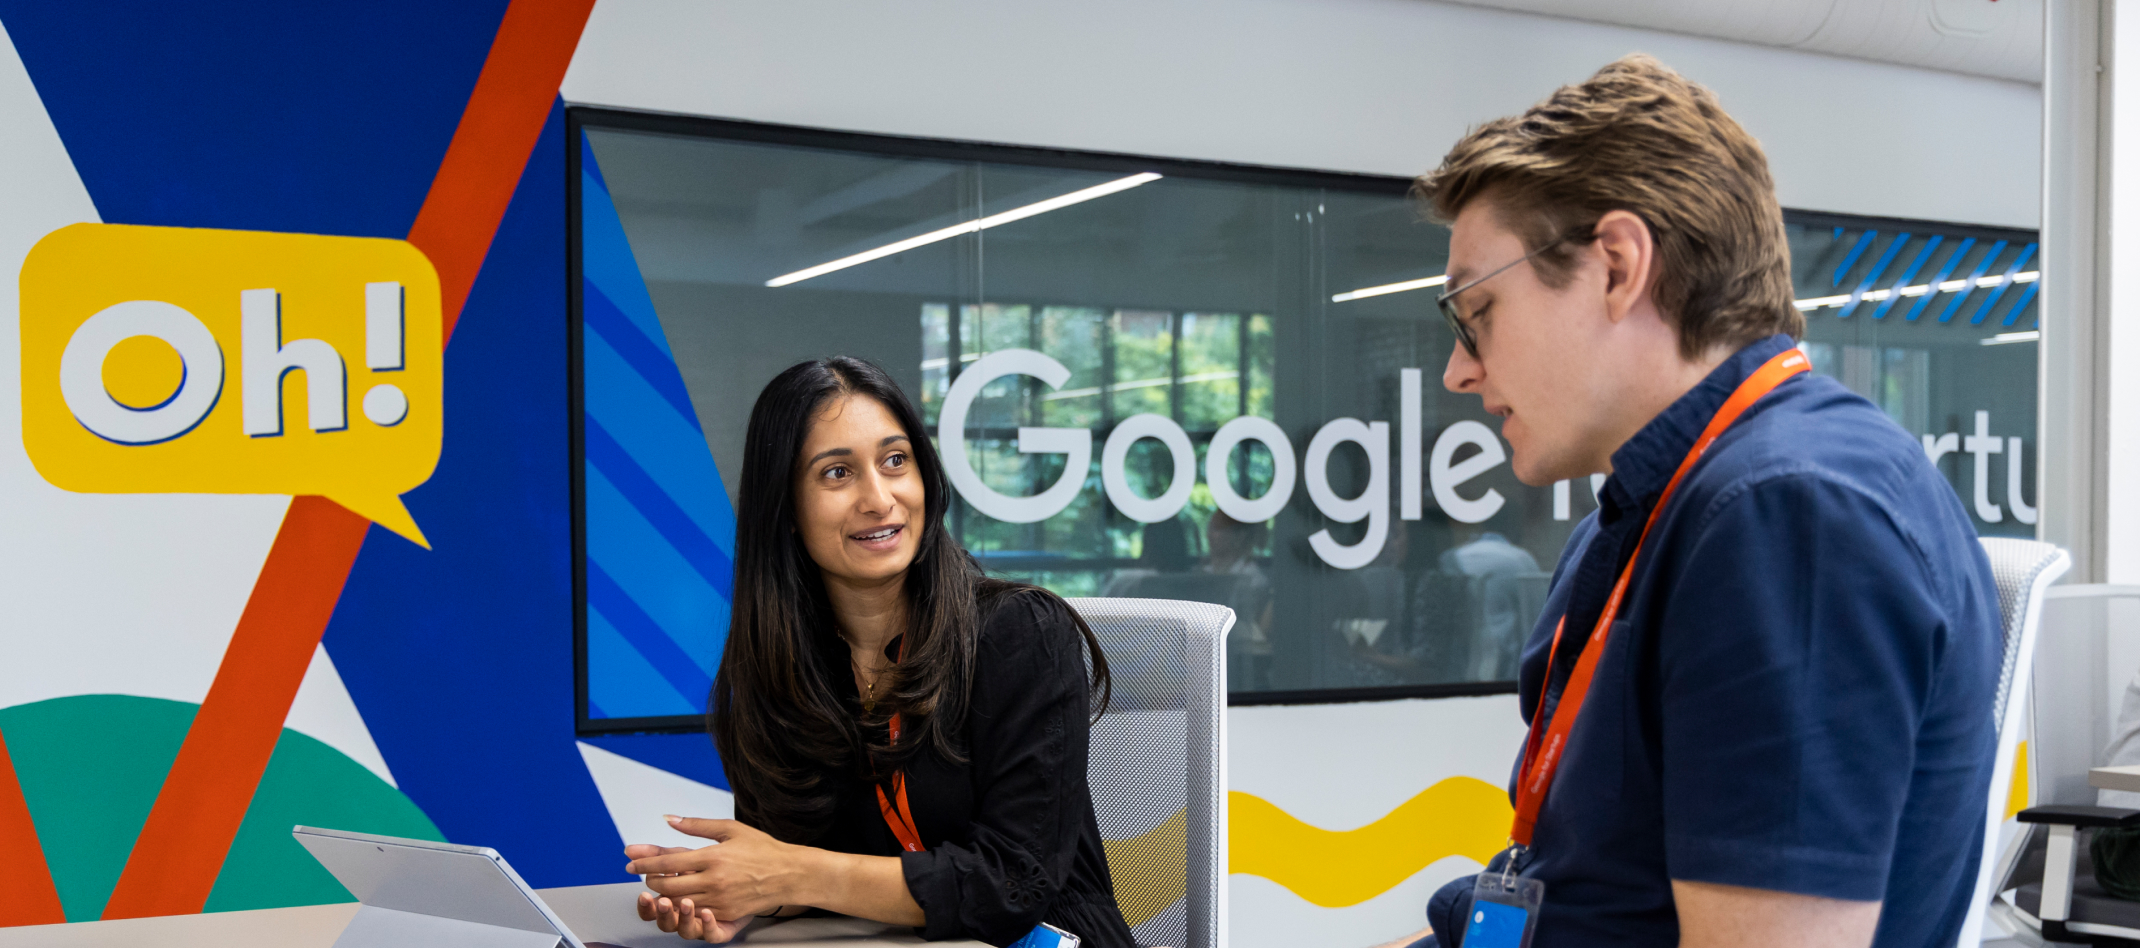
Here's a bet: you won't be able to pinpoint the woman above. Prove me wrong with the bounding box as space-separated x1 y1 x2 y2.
624 356 1135 947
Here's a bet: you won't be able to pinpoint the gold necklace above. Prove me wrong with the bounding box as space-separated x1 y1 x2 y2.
854 658 880 713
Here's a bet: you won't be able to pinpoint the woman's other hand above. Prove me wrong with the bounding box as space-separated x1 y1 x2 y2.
636 890 753 943
627 843 748 942
626 817 808 922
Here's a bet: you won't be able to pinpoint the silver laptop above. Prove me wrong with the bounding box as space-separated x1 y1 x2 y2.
293 825 590 948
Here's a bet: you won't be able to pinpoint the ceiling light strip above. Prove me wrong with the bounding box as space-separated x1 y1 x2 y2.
1329 268 2043 312
766 172 1163 287
1330 275 1449 303
1794 272 2038 311
1981 331 2040 346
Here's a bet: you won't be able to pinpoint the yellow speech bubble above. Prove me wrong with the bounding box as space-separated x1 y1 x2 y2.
19 223 443 547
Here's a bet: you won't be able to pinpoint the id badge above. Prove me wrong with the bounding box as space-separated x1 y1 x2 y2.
1463 867 1543 948
1006 922 1080 948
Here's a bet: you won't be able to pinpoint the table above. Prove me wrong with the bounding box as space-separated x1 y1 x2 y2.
0 882 981 947
2092 764 2140 794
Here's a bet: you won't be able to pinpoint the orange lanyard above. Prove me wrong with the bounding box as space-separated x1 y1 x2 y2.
873 635 925 853
1510 348 1808 847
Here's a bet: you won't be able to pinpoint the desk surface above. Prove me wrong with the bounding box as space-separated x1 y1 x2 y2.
0 882 980 948
2093 764 2140 793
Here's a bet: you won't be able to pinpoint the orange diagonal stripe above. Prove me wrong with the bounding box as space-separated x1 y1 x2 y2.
414 0 597 342
100 498 369 919
100 0 595 919
0 728 65 926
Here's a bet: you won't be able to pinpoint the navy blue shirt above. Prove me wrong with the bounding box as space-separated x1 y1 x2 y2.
1491 335 2002 947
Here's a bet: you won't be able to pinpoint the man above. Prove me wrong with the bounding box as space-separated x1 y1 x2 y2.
1387 55 2003 948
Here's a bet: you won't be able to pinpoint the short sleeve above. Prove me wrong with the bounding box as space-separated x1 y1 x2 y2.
1655 474 1948 900
900 593 1093 944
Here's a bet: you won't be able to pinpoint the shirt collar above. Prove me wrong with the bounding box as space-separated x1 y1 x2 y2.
1600 334 1797 518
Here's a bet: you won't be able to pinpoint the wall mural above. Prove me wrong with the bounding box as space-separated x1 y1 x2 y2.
0 0 618 925
0 3 1529 945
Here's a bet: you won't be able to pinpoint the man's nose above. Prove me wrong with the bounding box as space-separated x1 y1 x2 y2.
1444 341 1482 393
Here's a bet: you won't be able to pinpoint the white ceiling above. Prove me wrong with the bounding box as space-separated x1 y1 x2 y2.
567 0 2045 227
1446 0 2043 83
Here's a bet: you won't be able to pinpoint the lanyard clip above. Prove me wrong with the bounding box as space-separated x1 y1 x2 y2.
1497 843 1527 887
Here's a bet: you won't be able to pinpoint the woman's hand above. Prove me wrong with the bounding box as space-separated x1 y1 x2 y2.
626 817 814 929
635 889 753 943
628 843 749 942
625 815 924 931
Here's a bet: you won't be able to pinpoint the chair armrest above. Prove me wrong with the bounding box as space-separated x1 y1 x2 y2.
2017 805 2140 828
2015 805 2140 931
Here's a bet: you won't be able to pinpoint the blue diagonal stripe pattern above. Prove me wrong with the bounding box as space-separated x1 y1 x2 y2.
585 280 701 432
582 135 672 351
1975 243 2038 325
588 561 716 706
1841 232 1909 319
1833 230 1877 287
581 129 739 721
2013 281 2042 329
586 416 736 599
1940 239 2006 323
586 464 725 681
582 331 736 552
1873 235 1940 320
1907 237 1973 322
587 607 694 717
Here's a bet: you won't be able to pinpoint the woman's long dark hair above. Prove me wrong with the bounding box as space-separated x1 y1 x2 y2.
709 356 1110 844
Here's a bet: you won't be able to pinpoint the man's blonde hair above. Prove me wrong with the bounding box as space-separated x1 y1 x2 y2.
1415 54 1801 358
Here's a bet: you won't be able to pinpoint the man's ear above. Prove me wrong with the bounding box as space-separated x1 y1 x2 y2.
1593 209 1656 326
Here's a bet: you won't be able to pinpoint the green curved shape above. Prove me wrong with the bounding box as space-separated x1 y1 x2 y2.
2 694 442 920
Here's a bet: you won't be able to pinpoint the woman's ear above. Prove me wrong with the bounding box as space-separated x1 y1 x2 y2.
1593 209 1656 326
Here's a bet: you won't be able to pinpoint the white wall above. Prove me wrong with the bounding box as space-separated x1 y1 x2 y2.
1227 695 1529 947
563 0 2043 229
2108 5 2140 584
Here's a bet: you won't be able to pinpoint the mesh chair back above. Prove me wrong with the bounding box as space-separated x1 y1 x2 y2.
1069 597 1232 948
1957 537 2070 948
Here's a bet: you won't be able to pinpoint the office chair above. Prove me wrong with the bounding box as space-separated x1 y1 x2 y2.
1952 538 2068 945
1069 597 1233 948
2002 578 2140 945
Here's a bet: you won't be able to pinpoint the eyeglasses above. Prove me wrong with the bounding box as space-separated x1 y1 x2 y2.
1436 230 1591 359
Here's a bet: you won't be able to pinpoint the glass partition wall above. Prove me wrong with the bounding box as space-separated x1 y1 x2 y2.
570 109 2040 732
1788 217 2040 539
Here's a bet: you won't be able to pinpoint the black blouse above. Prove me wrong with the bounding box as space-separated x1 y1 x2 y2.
805 592 1136 948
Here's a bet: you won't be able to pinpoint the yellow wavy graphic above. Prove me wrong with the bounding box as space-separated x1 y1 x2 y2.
1098 776 1512 919
1101 808 1188 927
1229 777 1512 908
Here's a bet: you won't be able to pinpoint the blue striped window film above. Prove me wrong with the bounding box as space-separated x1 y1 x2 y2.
580 132 739 721
1808 228 2038 327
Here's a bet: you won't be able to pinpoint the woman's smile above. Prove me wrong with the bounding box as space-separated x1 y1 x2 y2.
849 523 904 552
